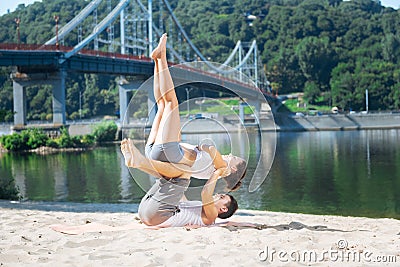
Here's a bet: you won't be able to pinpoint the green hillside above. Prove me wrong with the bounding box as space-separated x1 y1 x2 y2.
0 0 399 121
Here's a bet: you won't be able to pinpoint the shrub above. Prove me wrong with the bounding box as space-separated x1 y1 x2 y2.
92 120 118 142
40 113 47 121
0 129 48 151
0 109 6 122
70 134 95 148
45 138 58 148
0 126 97 151
0 176 20 200
69 111 80 120
54 127 73 148
0 109 14 122
80 134 95 146
26 129 49 149
0 132 29 151
4 112 14 122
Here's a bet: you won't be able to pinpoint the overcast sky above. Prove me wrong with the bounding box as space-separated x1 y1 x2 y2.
0 0 399 16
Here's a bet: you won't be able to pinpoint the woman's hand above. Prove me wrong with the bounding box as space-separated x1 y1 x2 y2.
201 144 229 176
216 166 231 177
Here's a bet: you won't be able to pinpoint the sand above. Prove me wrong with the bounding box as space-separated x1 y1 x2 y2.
0 203 399 267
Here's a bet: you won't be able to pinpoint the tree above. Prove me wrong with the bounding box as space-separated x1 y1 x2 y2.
295 36 337 91
304 81 320 104
0 68 13 122
382 34 400 64
330 63 356 110
83 74 108 117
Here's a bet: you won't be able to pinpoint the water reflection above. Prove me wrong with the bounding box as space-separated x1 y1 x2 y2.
0 130 399 219
245 130 400 219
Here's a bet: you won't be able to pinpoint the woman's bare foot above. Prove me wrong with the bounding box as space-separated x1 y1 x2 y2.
127 139 146 168
150 33 167 60
120 139 145 168
120 139 132 167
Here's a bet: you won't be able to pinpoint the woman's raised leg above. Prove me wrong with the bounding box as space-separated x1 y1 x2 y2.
146 34 195 165
153 34 182 145
146 50 164 147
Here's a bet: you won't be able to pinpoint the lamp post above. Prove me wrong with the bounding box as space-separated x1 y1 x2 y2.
14 18 21 47
195 89 206 112
185 87 194 115
79 90 83 119
54 15 59 49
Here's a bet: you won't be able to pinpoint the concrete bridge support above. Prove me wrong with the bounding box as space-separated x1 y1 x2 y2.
247 99 261 124
239 99 261 124
52 70 66 125
12 80 27 126
118 78 154 125
12 70 66 126
147 84 156 125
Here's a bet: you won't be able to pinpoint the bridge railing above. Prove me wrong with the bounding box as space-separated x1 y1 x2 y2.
173 63 262 94
0 43 269 95
0 43 70 52
0 43 153 62
79 48 152 62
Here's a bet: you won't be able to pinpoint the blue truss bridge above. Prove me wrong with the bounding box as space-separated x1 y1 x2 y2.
0 0 272 127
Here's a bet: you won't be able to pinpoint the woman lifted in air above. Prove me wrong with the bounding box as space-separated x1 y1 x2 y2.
137 33 247 191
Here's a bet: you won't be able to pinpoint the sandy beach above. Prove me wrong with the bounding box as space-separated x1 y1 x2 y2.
0 203 399 267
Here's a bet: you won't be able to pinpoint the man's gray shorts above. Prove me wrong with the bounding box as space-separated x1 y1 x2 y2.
138 177 190 226
145 142 184 163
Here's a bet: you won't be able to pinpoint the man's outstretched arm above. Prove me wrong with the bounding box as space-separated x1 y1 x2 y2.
201 168 224 224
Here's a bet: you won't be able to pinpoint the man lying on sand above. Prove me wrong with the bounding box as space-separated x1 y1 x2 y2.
121 138 239 227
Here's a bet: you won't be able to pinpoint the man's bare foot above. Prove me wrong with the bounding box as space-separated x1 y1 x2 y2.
150 33 167 60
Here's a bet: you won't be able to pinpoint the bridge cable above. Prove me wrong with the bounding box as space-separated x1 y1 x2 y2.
161 0 256 76
133 0 185 62
44 0 103 45
61 0 130 61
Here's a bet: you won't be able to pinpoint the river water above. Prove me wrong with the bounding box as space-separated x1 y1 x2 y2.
1 129 399 219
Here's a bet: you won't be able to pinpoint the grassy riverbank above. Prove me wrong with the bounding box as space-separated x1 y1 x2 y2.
0 121 118 152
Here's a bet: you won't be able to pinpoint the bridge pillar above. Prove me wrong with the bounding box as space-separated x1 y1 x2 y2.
247 99 261 124
147 84 156 124
118 79 147 125
52 70 66 125
239 102 246 124
119 83 129 124
13 80 27 126
12 71 67 126
240 99 261 125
